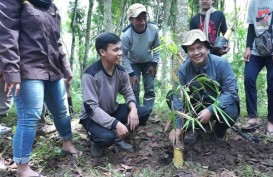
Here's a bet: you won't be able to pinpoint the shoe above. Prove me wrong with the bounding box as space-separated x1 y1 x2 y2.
114 138 134 152
184 131 198 144
0 124 11 135
90 141 104 157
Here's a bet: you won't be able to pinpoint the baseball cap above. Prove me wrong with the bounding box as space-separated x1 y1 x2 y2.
127 3 147 18
181 29 212 53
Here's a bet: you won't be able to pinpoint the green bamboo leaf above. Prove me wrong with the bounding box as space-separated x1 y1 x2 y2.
182 119 190 130
215 106 232 127
182 87 197 115
212 104 222 123
195 119 206 132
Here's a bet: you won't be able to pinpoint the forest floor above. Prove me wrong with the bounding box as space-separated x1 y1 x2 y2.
0 112 272 177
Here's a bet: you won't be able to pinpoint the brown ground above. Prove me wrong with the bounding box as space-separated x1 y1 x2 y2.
0 115 272 177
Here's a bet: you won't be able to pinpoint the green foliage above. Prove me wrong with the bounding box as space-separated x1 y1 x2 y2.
66 1 86 35
174 74 234 132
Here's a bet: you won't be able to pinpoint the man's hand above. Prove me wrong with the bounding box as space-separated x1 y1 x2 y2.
130 76 138 87
146 66 157 78
244 47 251 62
128 107 139 131
169 128 182 146
5 82 20 97
197 109 212 124
65 76 73 90
116 122 129 139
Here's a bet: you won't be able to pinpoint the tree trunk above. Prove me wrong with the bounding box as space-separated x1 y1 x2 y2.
159 0 173 88
172 0 188 83
69 0 78 71
116 0 126 35
104 0 113 32
162 0 172 35
82 0 94 72
155 0 161 24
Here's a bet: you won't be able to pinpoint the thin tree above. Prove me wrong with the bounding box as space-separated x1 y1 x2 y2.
159 0 172 88
69 0 79 71
104 0 113 32
172 0 188 82
82 0 94 72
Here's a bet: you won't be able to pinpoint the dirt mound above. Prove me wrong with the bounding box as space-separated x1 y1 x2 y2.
184 135 273 172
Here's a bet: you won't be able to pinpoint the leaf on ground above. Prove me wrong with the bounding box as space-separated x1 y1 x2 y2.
146 132 154 137
219 170 236 177
102 172 111 176
78 132 89 141
149 114 161 123
73 164 83 177
121 164 134 172
149 142 160 148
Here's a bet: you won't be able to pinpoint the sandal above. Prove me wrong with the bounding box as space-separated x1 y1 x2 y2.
241 121 262 130
62 149 83 158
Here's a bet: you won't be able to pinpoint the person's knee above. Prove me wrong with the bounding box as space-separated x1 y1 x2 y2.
221 103 239 127
93 131 116 147
138 106 150 125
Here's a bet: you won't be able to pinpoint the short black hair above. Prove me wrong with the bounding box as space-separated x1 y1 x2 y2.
95 32 121 56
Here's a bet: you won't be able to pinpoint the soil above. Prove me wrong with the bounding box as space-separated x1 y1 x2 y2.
0 115 272 177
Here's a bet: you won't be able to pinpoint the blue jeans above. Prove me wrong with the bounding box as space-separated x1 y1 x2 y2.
244 55 273 122
131 63 155 112
12 79 72 164
80 104 150 147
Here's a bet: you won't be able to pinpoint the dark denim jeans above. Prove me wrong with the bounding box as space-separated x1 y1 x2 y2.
131 63 155 112
244 54 273 122
80 104 150 148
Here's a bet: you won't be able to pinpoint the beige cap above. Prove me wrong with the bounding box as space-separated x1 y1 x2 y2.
181 29 212 53
127 3 147 18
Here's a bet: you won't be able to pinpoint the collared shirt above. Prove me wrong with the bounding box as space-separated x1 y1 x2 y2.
174 54 239 114
0 0 72 83
79 60 136 129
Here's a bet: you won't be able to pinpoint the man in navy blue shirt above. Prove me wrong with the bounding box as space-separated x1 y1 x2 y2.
190 0 229 56
168 29 239 145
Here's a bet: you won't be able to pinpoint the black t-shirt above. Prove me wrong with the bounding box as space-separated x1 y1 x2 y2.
190 11 228 45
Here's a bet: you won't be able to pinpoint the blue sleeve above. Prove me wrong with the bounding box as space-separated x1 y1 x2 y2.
207 60 238 112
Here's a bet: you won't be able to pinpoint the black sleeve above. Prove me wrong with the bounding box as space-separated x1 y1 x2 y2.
220 13 228 34
246 24 256 49
189 15 198 30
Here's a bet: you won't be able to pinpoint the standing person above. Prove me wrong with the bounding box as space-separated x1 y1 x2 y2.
0 73 12 171
120 3 161 113
168 29 239 144
190 0 229 56
0 74 12 135
0 0 81 176
79 33 150 157
241 0 273 135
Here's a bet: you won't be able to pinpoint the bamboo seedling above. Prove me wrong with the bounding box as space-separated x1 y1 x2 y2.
168 74 235 168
